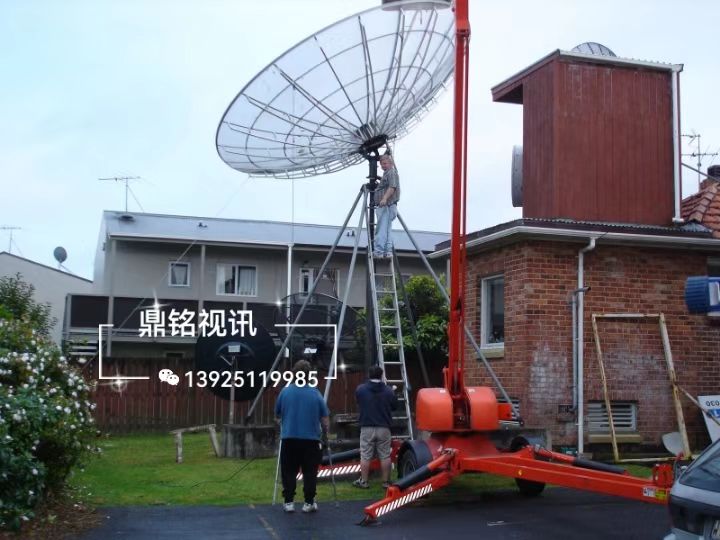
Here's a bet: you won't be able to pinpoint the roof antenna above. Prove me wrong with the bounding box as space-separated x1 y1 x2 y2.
53 246 68 269
0 226 21 254
99 176 143 212
682 132 719 188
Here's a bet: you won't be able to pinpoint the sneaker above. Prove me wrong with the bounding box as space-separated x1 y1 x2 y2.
283 502 295 513
383 252 393 259
302 501 318 513
372 252 385 259
382 481 392 489
352 478 370 489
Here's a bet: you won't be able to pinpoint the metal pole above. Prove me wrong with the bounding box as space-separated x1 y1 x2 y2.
324 189 368 401
246 188 365 421
272 438 283 505
395 212 520 422
366 154 380 367
393 251 431 388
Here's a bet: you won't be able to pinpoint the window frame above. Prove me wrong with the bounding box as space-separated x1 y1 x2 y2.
299 267 314 296
168 262 191 288
480 274 505 352
216 263 258 297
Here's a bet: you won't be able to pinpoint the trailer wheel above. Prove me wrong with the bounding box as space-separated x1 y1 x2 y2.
515 478 546 497
397 440 432 480
510 437 545 497
398 448 420 478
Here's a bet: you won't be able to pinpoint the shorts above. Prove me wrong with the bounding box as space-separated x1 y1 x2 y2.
359 426 392 461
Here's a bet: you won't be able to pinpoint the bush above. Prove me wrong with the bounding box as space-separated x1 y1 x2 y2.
0 275 97 531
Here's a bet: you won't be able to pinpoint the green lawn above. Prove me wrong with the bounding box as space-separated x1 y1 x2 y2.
70 434 652 507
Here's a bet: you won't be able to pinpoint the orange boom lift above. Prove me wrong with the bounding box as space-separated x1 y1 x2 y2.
351 0 676 524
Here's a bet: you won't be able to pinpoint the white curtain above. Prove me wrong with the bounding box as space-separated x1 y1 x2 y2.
217 264 236 294
237 266 256 296
171 263 188 286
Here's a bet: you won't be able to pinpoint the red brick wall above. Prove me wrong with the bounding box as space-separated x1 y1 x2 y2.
464 240 720 449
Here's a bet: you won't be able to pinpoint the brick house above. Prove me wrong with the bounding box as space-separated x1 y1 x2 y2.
432 48 720 453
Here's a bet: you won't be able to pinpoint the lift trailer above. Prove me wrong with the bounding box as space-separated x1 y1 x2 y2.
317 0 675 524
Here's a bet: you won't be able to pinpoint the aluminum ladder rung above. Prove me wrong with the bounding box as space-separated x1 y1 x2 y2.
366 231 414 441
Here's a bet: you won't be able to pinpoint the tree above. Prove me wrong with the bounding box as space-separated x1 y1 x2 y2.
0 274 55 337
0 275 96 531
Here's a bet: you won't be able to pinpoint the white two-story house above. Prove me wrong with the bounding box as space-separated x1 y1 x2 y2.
64 211 448 359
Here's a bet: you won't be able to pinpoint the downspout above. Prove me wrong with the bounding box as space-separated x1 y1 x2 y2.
570 286 589 412
577 237 596 455
671 65 684 223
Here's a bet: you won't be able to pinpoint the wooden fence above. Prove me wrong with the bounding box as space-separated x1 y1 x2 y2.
88 357 365 434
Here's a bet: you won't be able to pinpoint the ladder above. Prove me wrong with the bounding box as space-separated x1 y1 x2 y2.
367 248 414 440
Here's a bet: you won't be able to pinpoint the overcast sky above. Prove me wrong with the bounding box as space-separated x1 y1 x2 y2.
2 0 719 280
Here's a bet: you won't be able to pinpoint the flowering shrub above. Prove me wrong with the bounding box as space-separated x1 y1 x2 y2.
0 275 97 531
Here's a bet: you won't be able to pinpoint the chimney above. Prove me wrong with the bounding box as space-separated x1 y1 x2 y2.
700 165 720 190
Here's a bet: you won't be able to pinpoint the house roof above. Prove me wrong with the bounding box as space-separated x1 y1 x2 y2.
492 49 682 104
101 211 449 253
431 217 717 257
681 179 720 238
0 251 93 283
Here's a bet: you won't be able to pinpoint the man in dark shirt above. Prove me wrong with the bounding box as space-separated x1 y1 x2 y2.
353 365 397 489
274 360 330 513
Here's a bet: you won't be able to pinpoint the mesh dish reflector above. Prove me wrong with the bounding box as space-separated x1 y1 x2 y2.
216 0 454 179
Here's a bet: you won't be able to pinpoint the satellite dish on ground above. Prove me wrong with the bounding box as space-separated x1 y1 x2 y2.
216 0 455 178
571 42 617 57
194 322 276 401
274 293 365 372
53 246 67 264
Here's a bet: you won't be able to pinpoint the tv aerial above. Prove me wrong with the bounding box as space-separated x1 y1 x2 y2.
216 0 456 421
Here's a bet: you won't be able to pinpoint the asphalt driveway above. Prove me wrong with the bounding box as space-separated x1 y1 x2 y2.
77 488 671 539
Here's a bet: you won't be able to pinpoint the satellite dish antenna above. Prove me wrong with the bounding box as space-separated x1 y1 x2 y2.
274 292 365 372
216 0 455 178
571 42 617 57
53 246 68 266
218 0 455 422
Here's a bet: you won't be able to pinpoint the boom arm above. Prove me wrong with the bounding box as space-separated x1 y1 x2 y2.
447 0 470 405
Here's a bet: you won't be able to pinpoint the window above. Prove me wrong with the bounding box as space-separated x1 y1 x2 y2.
216 264 257 296
299 268 314 296
587 402 638 432
481 275 504 346
168 262 190 287
299 267 339 297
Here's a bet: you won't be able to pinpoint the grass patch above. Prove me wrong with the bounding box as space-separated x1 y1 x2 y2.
70 434 654 507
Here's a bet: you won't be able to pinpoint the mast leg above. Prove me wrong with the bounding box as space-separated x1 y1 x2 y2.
246 187 366 421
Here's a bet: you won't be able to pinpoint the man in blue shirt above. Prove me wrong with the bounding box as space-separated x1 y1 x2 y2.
274 360 330 513
353 365 397 489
